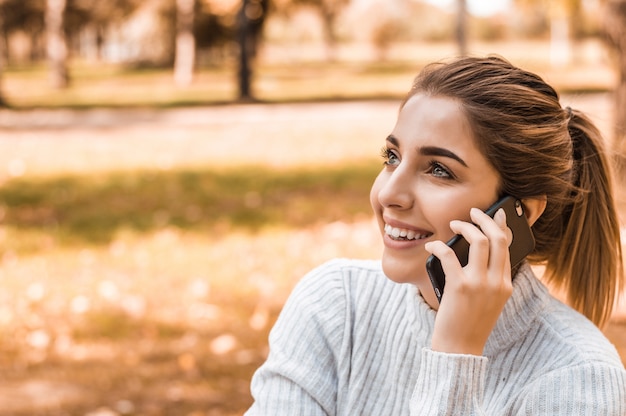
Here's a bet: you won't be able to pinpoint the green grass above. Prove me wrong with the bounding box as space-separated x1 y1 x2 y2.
73 309 187 340
0 162 381 251
2 61 238 108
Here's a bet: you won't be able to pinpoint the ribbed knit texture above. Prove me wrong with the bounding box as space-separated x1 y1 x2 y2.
246 259 626 415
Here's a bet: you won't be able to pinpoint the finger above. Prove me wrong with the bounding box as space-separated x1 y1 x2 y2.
494 208 513 246
469 208 510 271
449 217 490 271
425 240 464 278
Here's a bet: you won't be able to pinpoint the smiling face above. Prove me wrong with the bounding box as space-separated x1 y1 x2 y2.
370 94 501 304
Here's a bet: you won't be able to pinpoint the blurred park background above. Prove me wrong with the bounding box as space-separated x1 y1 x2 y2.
0 0 625 415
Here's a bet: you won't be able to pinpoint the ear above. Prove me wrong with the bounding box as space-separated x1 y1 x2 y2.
521 196 547 226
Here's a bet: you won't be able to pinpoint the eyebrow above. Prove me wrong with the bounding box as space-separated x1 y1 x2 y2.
386 135 468 167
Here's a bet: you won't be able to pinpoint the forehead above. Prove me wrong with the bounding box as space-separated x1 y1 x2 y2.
393 94 480 154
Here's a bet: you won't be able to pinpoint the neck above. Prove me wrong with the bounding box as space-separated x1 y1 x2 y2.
418 284 441 311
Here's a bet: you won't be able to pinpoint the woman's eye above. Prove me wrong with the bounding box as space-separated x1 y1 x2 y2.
428 161 453 179
380 147 400 166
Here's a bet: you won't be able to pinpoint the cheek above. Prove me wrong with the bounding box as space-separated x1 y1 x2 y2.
422 191 498 237
369 172 385 212
417 189 480 237
419 199 458 238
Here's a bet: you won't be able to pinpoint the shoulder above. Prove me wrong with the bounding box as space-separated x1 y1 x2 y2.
291 258 391 302
538 300 624 368
510 265 623 369
266 259 399 365
286 259 398 314
303 258 385 280
279 258 407 334
249 259 388 414
499 268 626 412
515 307 626 413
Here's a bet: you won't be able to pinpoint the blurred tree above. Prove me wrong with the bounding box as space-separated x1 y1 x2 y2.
174 0 195 85
237 0 268 100
0 3 4 107
371 18 402 61
237 0 252 99
548 0 580 66
69 0 142 61
0 0 142 66
511 0 549 38
514 0 581 65
193 4 233 56
456 0 467 56
273 0 350 61
0 0 46 62
603 0 626 172
46 0 69 88
152 0 239 69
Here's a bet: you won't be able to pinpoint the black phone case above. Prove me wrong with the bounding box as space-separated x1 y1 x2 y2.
426 196 535 303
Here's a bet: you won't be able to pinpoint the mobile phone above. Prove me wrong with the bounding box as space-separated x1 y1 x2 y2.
426 195 535 303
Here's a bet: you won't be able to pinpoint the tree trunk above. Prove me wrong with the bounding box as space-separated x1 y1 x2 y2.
320 9 337 62
550 15 570 66
603 0 626 176
45 0 69 89
613 54 626 177
96 25 105 62
237 0 252 100
549 0 575 67
174 0 195 86
0 10 5 107
456 0 468 56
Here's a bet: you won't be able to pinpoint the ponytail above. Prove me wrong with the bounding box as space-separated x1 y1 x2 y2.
543 109 624 326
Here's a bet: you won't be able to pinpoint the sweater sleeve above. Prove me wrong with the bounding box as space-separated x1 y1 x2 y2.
512 362 626 415
245 261 348 416
410 348 488 416
410 350 626 415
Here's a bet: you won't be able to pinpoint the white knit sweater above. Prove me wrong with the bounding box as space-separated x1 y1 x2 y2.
246 259 626 415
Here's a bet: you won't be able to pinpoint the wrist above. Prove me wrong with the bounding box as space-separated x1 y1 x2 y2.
431 333 486 356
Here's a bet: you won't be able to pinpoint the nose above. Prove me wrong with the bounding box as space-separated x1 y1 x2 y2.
377 166 414 210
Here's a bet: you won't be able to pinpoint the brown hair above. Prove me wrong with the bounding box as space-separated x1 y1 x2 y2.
406 55 624 326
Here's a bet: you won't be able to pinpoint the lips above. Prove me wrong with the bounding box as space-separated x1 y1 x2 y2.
384 224 432 241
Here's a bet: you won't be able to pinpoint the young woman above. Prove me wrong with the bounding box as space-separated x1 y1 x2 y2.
246 56 626 414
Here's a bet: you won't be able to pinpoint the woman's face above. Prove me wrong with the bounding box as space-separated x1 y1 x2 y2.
370 93 501 303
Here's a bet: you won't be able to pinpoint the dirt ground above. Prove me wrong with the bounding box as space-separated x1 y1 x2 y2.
0 96 625 415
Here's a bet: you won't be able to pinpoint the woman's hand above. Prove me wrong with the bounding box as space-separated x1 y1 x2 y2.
425 208 513 356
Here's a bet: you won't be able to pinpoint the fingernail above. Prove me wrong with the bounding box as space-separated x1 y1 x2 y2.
496 208 506 222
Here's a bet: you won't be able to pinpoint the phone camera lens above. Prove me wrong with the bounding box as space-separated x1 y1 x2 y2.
515 200 524 217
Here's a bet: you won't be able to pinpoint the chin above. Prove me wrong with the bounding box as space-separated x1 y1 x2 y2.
380 244 446 307
381 256 423 285
381 256 440 307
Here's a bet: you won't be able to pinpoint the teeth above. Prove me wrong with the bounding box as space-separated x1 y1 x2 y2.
384 224 430 241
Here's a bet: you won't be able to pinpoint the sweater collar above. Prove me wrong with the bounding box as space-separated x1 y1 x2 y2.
410 262 550 355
